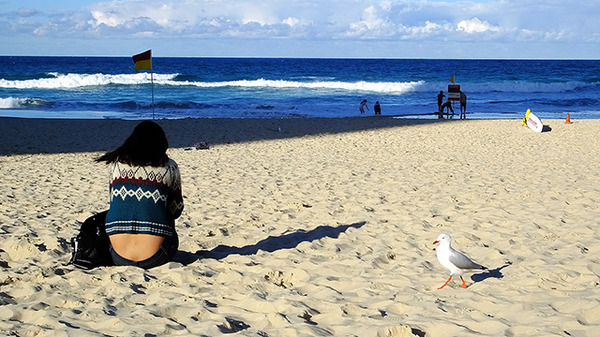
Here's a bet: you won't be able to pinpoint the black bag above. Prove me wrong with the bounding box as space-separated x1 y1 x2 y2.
68 210 114 269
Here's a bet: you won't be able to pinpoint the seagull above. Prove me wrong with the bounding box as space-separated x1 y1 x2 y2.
433 233 489 289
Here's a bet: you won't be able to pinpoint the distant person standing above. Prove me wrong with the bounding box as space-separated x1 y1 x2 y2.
437 91 445 112
374 101 381 115
359 99 368 114
460 91 467 119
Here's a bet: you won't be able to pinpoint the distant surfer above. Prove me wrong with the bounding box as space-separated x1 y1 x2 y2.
374 101 381 115
460 91 467 119
359 99 368 114
437 91 445 112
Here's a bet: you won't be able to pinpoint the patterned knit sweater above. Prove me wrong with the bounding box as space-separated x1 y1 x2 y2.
105 158 184 237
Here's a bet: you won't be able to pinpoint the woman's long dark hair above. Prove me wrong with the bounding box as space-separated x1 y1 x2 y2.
96 121 169 167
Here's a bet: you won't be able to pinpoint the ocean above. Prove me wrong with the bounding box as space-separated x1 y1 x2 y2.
1 56 599 120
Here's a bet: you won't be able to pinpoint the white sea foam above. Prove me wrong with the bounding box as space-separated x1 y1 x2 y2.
1 72 596 95
0 72 423 93
172 78 426 94
0 97 45 109
0 73 178 89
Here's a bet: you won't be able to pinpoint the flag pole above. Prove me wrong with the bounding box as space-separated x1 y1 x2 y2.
132 49 154 119
151 72 155 120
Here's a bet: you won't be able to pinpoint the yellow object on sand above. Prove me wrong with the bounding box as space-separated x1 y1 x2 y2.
522 108 531 126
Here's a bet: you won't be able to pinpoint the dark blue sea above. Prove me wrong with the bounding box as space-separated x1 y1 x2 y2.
1 56 599 120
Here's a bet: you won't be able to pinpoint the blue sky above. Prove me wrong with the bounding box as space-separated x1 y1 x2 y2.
1 0 598 58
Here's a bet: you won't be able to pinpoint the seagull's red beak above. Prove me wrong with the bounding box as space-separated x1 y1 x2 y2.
433 240 439 244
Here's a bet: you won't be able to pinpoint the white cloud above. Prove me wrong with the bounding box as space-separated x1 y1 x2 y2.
457 17 500 34
20 0 593 44
282 17 301 29
345 5 397 38
86 0 327 38
0 0 598 58
402 21 451 39
90 10 120 28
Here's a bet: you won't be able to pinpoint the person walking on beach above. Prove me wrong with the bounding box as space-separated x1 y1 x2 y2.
437 91 445 112
460 91 467 119
96 121 184 269
359 99 369 114
374 101 381 115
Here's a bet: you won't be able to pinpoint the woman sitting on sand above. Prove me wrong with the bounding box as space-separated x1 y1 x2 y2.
96 121 184 269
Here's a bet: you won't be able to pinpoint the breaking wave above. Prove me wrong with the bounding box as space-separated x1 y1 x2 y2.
0 97 45 109
0 73 178 89
1 72 597 96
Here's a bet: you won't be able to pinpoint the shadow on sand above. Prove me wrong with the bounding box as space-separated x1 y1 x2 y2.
1 116 452 155
471 262 512 283
173 221 366 265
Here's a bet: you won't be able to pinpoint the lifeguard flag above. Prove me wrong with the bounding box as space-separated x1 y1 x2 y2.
133 50 152 71
449 75 455 84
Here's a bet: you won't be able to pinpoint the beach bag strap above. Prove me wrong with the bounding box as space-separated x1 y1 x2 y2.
68 210 114 269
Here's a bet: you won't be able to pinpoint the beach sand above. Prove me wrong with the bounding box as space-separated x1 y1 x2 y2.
1 116 599 336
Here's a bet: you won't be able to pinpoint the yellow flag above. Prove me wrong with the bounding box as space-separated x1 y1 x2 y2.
132 50 152 71
449 75 455 84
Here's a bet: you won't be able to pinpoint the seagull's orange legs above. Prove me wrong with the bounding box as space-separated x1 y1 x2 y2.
439 275 468 289
438 275 453 289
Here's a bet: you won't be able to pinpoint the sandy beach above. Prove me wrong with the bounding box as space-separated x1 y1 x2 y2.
1 116 599 336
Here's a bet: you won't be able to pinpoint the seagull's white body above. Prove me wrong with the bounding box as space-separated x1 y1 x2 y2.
433 233 488 288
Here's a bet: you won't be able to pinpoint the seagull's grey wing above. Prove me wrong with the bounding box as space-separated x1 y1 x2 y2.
449 250 486 270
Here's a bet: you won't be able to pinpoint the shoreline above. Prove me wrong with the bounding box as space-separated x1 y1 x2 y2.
1 117 599 336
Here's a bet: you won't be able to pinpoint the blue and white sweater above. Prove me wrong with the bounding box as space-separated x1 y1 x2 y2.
105 158 184 237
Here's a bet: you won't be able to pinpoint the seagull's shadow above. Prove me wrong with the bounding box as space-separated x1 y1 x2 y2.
173 221 366 265
471 262 511 283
